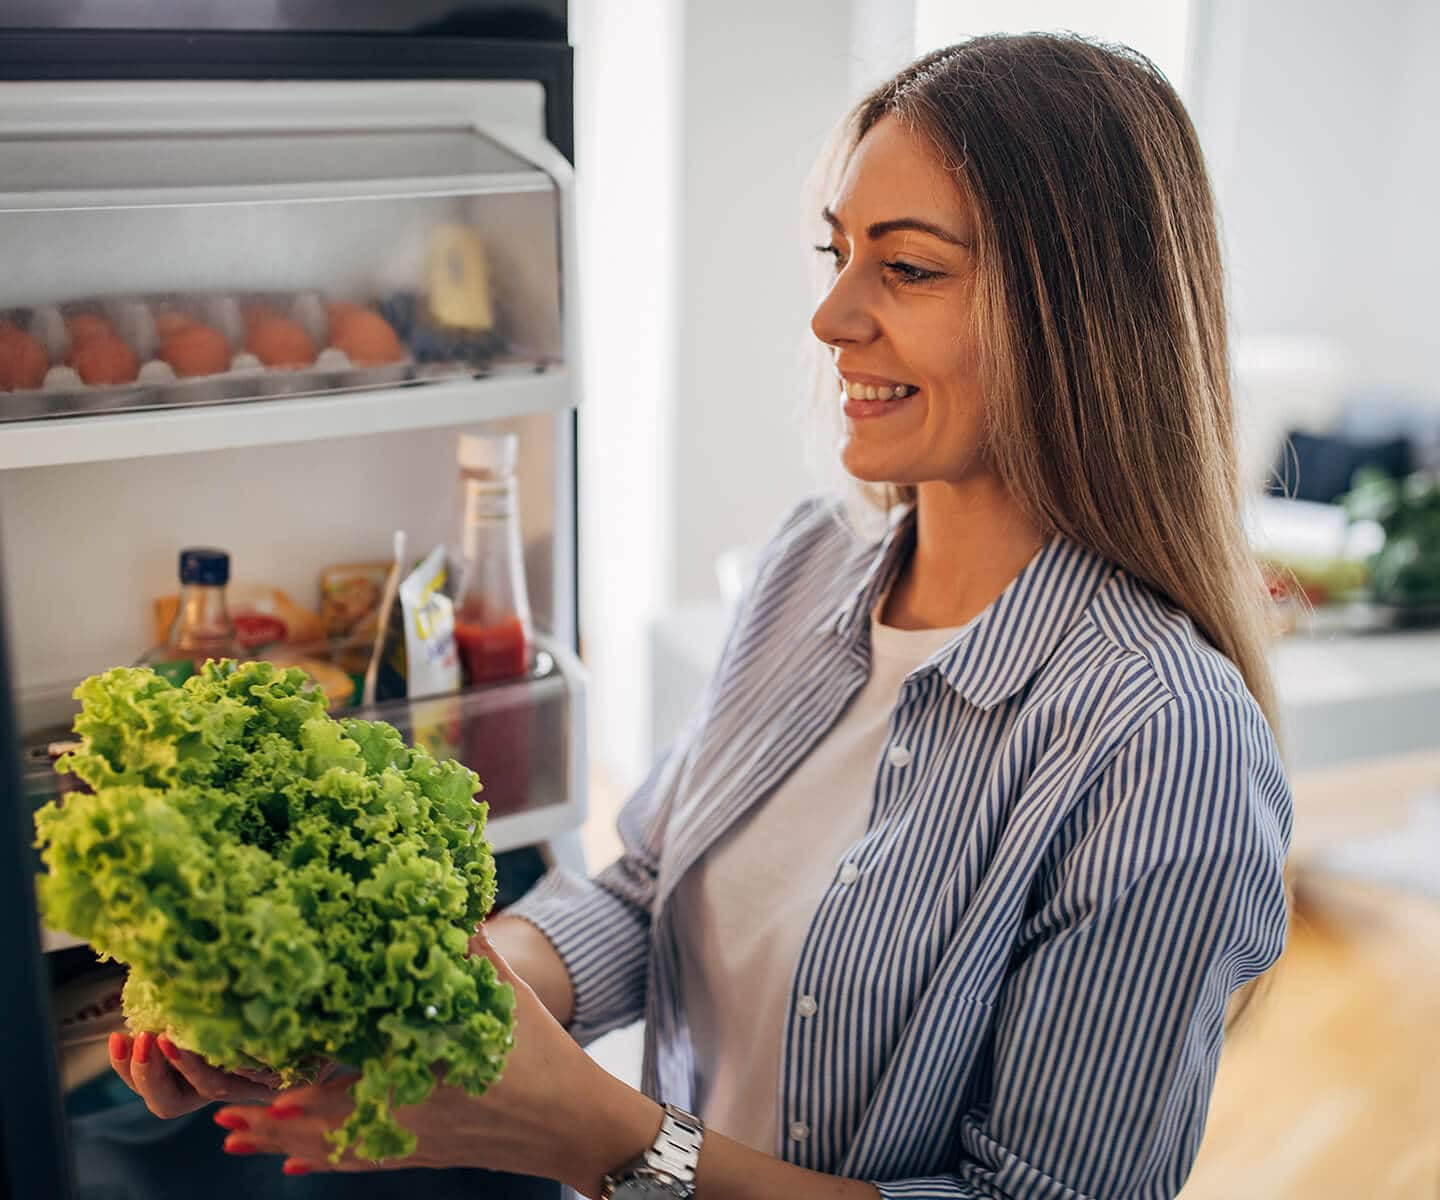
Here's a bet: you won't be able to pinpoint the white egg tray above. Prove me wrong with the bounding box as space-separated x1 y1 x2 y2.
0 291 417 424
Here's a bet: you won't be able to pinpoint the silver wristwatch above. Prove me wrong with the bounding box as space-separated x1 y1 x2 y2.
599 1102 705 1199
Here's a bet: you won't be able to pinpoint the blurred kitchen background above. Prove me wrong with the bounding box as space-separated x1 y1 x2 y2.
571 2 1440 1196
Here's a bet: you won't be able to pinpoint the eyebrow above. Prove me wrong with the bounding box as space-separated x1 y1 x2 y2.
822 206 971 248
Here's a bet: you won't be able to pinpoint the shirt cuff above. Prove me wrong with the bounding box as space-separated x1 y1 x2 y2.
502 866 651 1046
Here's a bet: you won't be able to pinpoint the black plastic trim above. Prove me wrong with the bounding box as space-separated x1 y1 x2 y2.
0 558 74 1200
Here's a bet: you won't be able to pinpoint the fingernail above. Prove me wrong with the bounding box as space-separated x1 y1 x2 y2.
133 1032 152 1065
157 1035 181 1063
224 1137 259 1155
267 1102 305 1120
109 1033 130 1062
283 1162 313 1176
213 1111 249 1132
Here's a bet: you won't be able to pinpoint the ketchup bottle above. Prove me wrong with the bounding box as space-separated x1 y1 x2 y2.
453 432 533 815
454 432 532 681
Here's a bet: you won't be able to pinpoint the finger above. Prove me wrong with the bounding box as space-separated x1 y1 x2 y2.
219 1117 336 1165
264 1072 357 1122
129 1031 205 1118
108 1032 137 1095
157 1035 280 1104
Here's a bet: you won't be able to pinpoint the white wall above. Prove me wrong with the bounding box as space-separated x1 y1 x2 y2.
667 0 858 610
916 0 1192 91
1190 0 1440 402
570 0 682 788
580 0 909 787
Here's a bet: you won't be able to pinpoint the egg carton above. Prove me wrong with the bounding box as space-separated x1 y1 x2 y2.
0 291 418 424
235 290 415 396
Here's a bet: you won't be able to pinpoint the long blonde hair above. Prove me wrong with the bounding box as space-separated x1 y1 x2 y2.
810 33 1280 737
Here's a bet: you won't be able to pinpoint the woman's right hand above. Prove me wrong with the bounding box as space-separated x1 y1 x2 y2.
109 1030 286 1118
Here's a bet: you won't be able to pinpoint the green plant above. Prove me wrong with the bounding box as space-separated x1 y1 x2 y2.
1343 467 1440 606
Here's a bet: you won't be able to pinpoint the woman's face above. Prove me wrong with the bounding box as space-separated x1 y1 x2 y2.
811 114 985 487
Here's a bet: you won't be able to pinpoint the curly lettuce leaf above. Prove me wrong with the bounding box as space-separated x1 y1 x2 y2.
35 660 509 1161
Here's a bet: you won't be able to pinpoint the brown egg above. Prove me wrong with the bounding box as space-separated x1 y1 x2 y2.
243 304 290 336
0 323 48 390
65 313 115 345
245 315 316 368
155 310 196 338
69 335 140 385
328 306 402 366
325 300 364 323
159 323 230 378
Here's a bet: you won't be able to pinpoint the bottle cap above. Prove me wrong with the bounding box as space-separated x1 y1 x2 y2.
178 548 230 586
458 431 518 476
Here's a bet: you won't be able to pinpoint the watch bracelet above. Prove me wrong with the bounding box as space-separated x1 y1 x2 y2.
600 1102 704 1198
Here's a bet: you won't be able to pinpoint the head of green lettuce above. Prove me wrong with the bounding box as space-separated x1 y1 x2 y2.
34 660 514 1162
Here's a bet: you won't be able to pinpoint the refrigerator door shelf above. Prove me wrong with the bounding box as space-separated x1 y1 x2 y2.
25 636 588 956
0 369 570 469
0 126 570 439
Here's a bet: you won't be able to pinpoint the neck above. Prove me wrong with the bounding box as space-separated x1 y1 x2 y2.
880 476 1048 630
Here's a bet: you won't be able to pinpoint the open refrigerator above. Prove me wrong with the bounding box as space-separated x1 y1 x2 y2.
0 8 580 1197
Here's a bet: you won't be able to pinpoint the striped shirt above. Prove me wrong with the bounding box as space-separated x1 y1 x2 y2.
508 494 1292 1199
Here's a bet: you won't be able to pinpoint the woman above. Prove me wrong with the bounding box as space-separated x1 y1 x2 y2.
113 33 1291 1199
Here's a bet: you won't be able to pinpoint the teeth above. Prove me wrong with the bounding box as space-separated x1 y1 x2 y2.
845 381 914 400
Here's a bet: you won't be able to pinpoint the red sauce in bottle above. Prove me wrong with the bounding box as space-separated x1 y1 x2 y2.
454 611 528 683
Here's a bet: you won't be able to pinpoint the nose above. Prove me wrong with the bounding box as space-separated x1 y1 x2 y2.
810 264 879 349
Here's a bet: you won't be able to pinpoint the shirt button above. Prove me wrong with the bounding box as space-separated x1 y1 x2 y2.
887 744 913 768
789 1121 810 1142
796 995 817 1018
838 862 860 885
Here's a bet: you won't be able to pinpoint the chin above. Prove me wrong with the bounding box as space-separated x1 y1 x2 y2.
840 441 911 486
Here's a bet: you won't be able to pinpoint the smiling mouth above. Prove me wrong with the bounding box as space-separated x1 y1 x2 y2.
842 380 918 401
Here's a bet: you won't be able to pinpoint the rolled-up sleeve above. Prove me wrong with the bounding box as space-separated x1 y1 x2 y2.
868 688 1292 1200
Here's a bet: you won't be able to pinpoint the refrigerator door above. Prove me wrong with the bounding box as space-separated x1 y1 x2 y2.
2 76 577 1200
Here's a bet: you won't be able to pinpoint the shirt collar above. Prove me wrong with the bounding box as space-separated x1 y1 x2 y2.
831 505 1114 710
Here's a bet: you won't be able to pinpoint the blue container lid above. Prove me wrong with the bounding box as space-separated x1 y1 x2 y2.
178 548 229 586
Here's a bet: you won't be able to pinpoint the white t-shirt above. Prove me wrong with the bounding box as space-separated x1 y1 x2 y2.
671 593 974 1152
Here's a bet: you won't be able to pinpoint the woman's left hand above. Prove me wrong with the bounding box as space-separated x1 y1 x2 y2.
213 925 661 1190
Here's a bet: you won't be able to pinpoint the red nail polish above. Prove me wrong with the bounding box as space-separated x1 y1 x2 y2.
213 1111 249 1132
267 1103 305 1120
224 1138 259 1155
157 1035 181 1063
133 1032 152 1065
109 1033 130 1062
283 1162 313 1176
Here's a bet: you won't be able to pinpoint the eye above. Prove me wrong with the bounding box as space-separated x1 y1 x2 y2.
813 243 846 269
883 260 944 285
